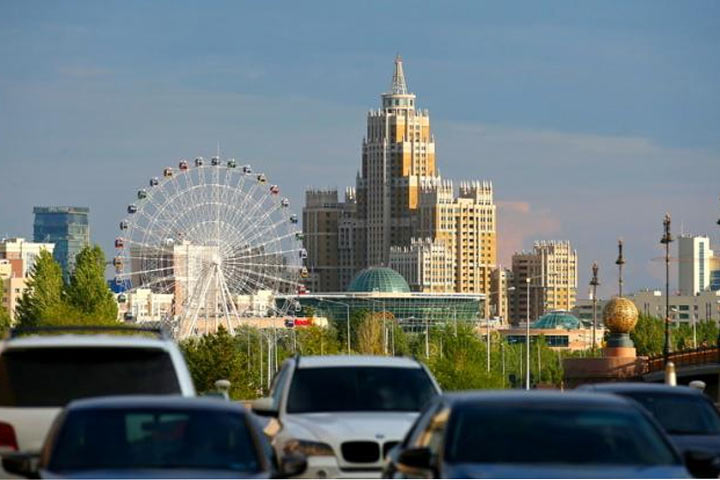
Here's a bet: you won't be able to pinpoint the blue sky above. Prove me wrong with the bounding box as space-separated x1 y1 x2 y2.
0 0 718 298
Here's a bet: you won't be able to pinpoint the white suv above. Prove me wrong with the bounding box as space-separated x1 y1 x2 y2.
252 355 440 478
0 326 195 476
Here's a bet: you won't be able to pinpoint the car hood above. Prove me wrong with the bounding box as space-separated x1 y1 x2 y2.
281 411 418 443
669 433 720 455
444 463 691 479
40 468 269 479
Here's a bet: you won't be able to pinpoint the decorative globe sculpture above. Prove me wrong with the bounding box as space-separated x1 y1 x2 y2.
602 297 639 334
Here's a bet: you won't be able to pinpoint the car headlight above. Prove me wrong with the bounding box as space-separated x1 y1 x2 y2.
283 438 334 457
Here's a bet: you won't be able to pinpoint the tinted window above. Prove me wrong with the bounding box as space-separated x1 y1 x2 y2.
622 392 720 435
49 408 260 473
0 347 181 407
286 367 436 413
446 404 679 466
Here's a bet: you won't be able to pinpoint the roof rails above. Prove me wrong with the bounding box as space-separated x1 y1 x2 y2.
6 325 171 340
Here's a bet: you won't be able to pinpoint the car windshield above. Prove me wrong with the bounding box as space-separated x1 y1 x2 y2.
0 347 181 407
445 404 680 466
621 392 720 435
49 408 261 473
286 366 436 413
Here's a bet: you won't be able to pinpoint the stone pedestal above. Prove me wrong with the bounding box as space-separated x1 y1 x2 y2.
563 332 643 388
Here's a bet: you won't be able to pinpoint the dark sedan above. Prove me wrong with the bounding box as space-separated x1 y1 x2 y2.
2 396 306 479
383 391 718 478
578 383 720 457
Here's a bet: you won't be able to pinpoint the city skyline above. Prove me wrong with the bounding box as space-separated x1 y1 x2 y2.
1 1 719 299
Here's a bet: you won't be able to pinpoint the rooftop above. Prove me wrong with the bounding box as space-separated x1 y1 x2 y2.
347 267 411 294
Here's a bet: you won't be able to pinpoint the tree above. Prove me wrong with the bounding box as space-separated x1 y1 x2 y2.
15 249 64 327
64 245 118 324
355 311 385 355
0 305 11 336
630 314 664 356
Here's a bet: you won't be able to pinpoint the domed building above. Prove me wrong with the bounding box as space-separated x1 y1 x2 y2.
347 267 411 294
532 311 583 330
293 266 484 329
501 309 602 351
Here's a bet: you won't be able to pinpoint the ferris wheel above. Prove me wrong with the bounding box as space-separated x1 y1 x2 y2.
113 156 307 338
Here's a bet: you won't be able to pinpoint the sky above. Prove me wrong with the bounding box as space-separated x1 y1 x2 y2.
0 0 718 298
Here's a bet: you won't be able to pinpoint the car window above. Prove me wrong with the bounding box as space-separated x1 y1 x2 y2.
286 366 437 413
0 347 181 407
48 408 261 473
403 401 440 448
621 392 720 435
270 365 290 408
416 407 449 457
445 404 680 466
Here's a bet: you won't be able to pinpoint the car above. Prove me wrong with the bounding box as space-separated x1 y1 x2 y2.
382 391 720 479
578 383 720 457
251 355 441 478
0 326 196 476
1 396 307 478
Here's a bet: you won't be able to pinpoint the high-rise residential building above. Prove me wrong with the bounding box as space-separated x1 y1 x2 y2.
389 237 455 292
303 56 497 304
509 241 578 325
0 238 54 322
490 267 512 324
33 206 90 279
302 188 360 292
0 237 55 277
711 254 720 292
678 235 714 295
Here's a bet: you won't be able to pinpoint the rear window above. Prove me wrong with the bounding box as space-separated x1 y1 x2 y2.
621 392 720 435
49 408 261 473
0 347 181 407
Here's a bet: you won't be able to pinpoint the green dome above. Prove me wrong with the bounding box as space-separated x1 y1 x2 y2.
347 267 411 293
532 311 582 330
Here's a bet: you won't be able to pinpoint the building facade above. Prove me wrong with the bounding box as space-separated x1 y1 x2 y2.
678 235 715 296
509 241 578 325
303 56 497 308
0 238 54 322
33 206 89 279
490 267 512 324
630 289 720 324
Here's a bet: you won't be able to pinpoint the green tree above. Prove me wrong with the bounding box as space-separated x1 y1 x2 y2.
630 314 664 356
64 245 118 324
0 305 12 336
15 249 64 327
355 311 385 355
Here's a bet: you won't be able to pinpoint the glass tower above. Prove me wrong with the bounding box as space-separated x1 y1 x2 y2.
33 206 90 279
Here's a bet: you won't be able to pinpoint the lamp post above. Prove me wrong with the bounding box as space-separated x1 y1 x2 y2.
661 213 673 365
524 274 555 390
487 286 515 373
590 262 600 353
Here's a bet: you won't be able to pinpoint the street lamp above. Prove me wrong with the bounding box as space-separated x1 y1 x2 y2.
524 273 556 390
487 286 515 373
318 298 351 355
590 262 600 353
661 213 673 365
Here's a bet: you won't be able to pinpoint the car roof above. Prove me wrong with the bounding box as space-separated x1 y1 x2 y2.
66 395 248 412
578 382 704 396
1 334 173 350
441 390 637 409
296 355 422 368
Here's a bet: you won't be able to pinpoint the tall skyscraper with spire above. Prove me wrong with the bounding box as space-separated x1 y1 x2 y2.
303 56 497 300
357 55 436 266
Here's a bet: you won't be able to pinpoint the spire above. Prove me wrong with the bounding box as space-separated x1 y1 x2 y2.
391 54 408 95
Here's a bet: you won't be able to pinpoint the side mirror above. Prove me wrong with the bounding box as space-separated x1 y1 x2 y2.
278 453 307 477
684 449 720 479
397 446 433 471
2 452 39 479
251 397 278 417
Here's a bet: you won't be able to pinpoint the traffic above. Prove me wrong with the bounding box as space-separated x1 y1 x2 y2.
2 326 720 479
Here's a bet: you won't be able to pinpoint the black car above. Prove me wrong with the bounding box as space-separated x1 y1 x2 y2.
578 383 720 457
2 396 306 479
383 391 719 478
